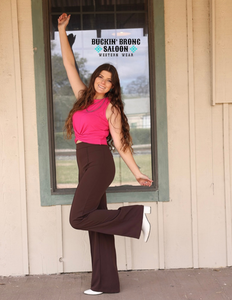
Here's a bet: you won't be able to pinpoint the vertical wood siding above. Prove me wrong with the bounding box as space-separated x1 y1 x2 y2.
0 0 28 276
0 0 231 275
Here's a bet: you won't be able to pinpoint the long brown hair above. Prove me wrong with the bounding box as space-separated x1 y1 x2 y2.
64 63 133 152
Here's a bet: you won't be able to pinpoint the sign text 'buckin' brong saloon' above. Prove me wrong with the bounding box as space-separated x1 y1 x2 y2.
92 38 141 57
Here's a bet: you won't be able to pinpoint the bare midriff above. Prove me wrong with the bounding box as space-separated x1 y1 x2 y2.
76 140 82 144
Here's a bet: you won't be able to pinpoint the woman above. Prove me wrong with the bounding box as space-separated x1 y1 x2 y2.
58 13 152 295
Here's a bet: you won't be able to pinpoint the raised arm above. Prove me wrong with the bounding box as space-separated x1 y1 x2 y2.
108 105 153 187
58 13 86 99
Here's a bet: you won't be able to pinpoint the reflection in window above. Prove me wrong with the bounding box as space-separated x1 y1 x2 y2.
49 0 152 189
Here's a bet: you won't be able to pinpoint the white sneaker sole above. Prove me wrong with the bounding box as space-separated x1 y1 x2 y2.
84 289 103 295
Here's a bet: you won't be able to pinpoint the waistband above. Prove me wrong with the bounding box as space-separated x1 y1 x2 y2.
76 142 109 150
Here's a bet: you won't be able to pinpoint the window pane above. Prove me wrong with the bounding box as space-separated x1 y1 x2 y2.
82 0 114 12
51 0 81 13
117 13 145 29
50 0 152 189
83 14 115 31
116 0 145 11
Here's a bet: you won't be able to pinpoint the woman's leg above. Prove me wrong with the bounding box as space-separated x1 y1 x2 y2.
70 143 144 239
89 193 120 293
70 143 143 293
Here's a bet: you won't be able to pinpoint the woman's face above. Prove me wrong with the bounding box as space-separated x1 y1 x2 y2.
94 70 113 99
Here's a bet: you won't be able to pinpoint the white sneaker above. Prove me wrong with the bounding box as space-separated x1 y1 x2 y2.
142 206 151 242
84 289 103 295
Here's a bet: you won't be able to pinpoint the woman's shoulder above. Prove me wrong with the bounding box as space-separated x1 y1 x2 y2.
106 100 122 120
106 99 113 120
104 97 111 110
105 97 111 104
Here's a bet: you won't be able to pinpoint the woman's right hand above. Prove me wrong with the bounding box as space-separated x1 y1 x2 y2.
136 173 153 187
58 13 71 30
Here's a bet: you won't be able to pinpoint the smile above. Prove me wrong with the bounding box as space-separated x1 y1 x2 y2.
98 84 105 90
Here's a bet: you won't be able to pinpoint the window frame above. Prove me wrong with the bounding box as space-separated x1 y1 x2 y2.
31 0 169 206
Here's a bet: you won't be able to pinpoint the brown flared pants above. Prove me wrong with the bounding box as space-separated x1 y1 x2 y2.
70 143 144 293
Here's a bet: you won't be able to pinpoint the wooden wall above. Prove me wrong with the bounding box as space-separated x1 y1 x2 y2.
0 0 231 276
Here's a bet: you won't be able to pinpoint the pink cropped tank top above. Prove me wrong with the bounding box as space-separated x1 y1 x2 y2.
72 97 110 145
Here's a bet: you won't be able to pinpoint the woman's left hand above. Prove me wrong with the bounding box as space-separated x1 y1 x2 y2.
58 13 71 30
136 173 153 187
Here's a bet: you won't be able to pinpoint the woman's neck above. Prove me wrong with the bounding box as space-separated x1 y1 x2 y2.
94 93 105 100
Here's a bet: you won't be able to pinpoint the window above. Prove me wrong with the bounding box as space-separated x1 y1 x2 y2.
44 0 157 193
32 0 169 205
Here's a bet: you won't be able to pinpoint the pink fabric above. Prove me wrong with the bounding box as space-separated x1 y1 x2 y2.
72 98 110 145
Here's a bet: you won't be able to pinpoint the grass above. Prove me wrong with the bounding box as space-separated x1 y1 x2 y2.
56 154 152 187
